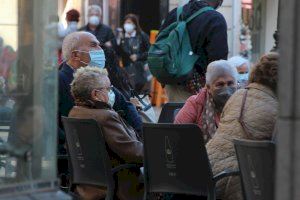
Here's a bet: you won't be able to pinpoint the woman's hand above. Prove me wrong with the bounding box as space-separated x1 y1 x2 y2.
130 97 142 110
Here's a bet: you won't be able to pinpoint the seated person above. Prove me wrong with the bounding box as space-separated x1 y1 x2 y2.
69 66 144 200
228 56 250 88
206 53 279 200
59 31 143 143
174 60 238 143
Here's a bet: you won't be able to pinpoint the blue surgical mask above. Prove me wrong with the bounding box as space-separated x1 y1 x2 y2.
238 73 249 82
75 49 106 68
108 90 115 107
89 50 106 68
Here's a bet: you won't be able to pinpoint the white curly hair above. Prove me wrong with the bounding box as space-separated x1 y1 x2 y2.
206 60 238 85
71 66 109 103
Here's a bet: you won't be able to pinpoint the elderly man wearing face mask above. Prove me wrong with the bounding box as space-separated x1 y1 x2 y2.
58 32 143 154
79 5 117 51
174 60 238 143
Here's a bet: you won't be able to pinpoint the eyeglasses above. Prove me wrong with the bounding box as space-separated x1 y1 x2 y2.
214 80 235 88
97 85 113 92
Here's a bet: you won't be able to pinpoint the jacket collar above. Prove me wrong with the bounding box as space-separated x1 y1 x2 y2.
86 23 103 32
76 100 111 110
246 83 277 99
61 62 75 75
125 30 137 38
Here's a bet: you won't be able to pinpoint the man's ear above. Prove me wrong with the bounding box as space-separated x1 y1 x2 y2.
91 89 99 101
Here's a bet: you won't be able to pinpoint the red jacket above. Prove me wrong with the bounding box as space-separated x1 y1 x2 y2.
174 88 220 128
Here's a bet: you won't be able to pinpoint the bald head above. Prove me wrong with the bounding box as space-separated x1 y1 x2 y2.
62 31 99 61
62 31 101 69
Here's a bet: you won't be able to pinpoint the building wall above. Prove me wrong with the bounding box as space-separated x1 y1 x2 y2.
264 0 278 52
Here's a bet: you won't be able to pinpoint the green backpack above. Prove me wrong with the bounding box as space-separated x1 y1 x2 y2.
148 6 213 84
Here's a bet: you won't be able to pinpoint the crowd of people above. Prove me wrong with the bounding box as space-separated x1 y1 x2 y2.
56 0 279 200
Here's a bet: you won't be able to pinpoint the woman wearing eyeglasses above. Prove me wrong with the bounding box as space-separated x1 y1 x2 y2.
68 66 144 200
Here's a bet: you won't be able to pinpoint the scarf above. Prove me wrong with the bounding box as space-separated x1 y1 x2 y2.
201 92 218 143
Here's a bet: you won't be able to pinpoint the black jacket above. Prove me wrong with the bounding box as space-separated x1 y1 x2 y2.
79 23 117 51
117 32 150 67
160 0 228 74
58 62 142 135
102 46 133 100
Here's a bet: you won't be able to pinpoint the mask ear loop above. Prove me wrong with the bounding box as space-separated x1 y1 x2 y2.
72 50 90 66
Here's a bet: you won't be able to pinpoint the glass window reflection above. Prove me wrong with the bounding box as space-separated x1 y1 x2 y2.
0 0 58 190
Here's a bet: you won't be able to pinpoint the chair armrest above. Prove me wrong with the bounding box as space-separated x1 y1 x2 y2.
213 169 240 183
111 163 143 174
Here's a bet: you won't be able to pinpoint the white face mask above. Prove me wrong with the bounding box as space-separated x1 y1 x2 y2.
108 90 115 107
238 73 249 82
124 23 135 33
89 16 100 26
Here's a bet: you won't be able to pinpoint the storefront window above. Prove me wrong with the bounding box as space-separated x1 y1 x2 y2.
0 0 58 193
241 0 266 62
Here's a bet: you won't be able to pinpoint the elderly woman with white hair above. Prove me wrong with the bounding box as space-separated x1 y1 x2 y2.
69 66 144 200
174 60 238 142
228 56 250 88
207 53 279 200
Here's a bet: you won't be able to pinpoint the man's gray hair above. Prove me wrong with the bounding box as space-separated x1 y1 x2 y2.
62 31 94 61
71 66 108 103
88 5 102 16
206 60 238 85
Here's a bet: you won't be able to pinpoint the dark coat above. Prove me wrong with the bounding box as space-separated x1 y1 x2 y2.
160 0 228 74
117 32 150 68
117 32 151 93
79 23 117 51
102 46 133 100
58 62 143 135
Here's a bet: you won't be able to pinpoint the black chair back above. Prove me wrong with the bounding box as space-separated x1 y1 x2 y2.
143 123 214 197
62 117 114 190
234 139 275 200
158 103 184 123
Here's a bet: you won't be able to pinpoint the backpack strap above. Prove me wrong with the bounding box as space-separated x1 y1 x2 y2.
186 6 214 23
177 6 184 22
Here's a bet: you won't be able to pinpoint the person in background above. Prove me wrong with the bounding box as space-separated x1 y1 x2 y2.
207 53 279 200
79 5 117 51
102 45 133 100
58 9 80 38
58 9 80 63
160 0 228 102
228 55 250 89
174 60 238 143
69 66 144 200
117 14 151 94
0 76 14 121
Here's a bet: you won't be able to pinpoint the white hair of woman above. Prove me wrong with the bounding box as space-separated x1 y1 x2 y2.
206 60 238 85
71 66 108 103
228 56 250 71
